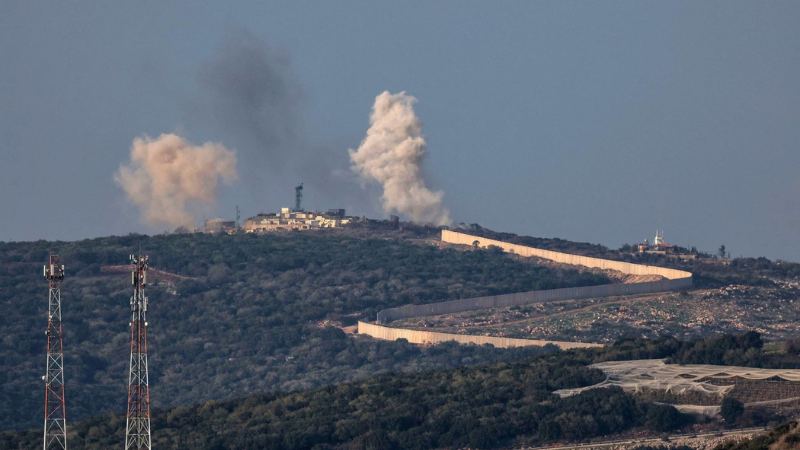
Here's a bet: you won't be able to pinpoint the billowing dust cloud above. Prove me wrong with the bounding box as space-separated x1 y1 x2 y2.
114 134 238 229
349 91 451 226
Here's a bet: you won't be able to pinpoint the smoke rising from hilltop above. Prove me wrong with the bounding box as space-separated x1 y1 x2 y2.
349 91 451 226
192 29 371 213
115 133 238 229
196 30 301 175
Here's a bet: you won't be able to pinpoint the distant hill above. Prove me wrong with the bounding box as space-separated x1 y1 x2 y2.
0 229 608 430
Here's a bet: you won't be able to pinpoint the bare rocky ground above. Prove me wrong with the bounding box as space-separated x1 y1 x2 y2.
517 426 766 450
562 433 755 450
392 283 800 344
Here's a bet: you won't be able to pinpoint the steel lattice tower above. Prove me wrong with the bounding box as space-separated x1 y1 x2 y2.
125 253 151 450
43 254 67 450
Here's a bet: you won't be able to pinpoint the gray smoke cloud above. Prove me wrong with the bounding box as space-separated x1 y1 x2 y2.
193 29 373 214
196 30 300 177
114 133 238 229
349 91 452 226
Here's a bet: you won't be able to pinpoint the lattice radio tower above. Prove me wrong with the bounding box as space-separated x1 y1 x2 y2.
126 253 151 450
43 254 67 450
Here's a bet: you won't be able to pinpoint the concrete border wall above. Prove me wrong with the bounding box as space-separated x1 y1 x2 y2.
442 230 691 280
375 230 692 323
358 321 603 349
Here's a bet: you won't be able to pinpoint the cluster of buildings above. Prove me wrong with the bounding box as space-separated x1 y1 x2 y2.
203 208 354 234
241 208 353 233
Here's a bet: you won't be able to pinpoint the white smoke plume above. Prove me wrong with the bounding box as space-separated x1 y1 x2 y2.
349 91 451 226
114 133 238 229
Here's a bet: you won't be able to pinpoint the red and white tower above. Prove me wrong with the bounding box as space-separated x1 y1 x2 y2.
126 253 151 450
43 254 67 450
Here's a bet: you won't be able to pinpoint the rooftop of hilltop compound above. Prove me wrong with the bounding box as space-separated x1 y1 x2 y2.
242 208 355 233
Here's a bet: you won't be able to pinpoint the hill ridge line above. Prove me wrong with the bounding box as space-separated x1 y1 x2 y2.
358 230 692 348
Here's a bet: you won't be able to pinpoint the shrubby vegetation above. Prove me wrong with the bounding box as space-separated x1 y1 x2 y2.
715 420 800 450
601 331 800 369
0 231 608 430
721 397 745 424
3 313 784 449
0 343 693 450
667 331 800 368
458 224 617 258
459 225 800 288
4 224 796 446
594 336 683 363
668 331 765 366
697 257 800 287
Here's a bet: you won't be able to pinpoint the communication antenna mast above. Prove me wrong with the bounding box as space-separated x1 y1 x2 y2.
43 254 67 450
235 205 241 227
295 183 304 211
126 251 151 450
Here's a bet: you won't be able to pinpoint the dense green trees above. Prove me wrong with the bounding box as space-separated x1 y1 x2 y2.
644 403 689 432
6 324 787 449
0 344 693 450
721 397 745 424
667 331 800 368
0 231 608 430
4 226 796 447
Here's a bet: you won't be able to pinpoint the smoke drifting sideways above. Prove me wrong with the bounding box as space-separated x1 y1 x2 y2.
349 91 452 226
114 134 238 230
192 30 372 213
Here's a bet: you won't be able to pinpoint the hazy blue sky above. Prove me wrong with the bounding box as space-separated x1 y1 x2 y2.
1 2 799 261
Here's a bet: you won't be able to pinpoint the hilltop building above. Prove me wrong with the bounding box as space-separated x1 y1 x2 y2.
638 230 675 254
242 208 352 233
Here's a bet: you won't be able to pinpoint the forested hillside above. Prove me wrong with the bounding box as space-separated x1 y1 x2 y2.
0 230 608 430
0 342 694 450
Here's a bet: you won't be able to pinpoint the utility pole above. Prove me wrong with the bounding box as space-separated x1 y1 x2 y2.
43 254 67 450
125 253 151 450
